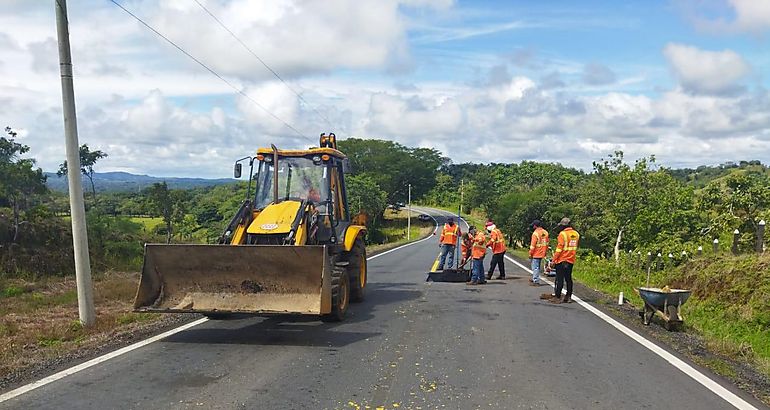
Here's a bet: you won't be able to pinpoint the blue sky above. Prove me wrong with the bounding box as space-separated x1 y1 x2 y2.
1 0 770 177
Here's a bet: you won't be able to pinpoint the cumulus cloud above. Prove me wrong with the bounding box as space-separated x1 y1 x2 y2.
663 43 751 95
150 0 445 80
681 0 770 34
582 63 617 86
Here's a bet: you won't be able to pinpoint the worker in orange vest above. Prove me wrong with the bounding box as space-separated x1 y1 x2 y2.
529 220 549 286
437 217 461 270
485 221 506 280
460 232 473 269
468 225 488 285
551 217 580 303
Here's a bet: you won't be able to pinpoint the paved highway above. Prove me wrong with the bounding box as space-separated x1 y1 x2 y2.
0 208 765 409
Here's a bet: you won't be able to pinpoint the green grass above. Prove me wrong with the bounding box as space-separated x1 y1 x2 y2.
115 312 157 325
129 217 163 231
2 285 25 298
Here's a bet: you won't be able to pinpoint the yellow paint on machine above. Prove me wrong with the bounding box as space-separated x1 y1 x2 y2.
343 225 367 251
247 200 301 234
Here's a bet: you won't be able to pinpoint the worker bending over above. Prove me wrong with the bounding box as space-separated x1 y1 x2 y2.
468 226 488 285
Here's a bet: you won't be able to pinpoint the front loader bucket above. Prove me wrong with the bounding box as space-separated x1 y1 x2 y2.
133 244 331 315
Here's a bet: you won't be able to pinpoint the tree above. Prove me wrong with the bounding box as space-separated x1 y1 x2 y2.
346 174 388 228
57 144 108 202
146 182 187 244
699 171 770 239
0 127 48 242
338 138 447 204
577 151 697 260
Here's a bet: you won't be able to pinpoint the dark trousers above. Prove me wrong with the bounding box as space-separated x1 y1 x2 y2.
554 262 574 299
487 252 506 278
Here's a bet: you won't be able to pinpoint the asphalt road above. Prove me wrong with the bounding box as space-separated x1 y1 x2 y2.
1 208 766 409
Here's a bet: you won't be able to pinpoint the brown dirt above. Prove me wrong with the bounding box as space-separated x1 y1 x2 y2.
0 272 199 393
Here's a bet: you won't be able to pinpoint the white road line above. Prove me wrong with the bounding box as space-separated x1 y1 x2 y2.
503 254 758 410
0 317 209 403
0 215 440 404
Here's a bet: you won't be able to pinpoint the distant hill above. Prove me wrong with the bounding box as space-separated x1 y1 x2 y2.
45 171 236 192
668 160 768 187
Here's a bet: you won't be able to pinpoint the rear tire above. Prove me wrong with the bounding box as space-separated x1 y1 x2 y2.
348 237 367 303
321 258 350 322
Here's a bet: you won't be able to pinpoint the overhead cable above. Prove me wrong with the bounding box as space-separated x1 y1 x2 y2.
109 0 311 142
191 0 343 135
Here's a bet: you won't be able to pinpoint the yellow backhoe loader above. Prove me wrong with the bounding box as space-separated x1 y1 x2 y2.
133 133 367 321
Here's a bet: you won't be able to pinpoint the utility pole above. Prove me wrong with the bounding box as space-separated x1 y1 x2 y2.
407 183 411 240
55 0 95 326
460 179 464 216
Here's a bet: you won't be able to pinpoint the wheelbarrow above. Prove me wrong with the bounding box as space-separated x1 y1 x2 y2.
635 287 692 331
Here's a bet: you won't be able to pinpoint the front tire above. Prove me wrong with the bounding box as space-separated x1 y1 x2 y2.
348 237 367 303
321 258 350 322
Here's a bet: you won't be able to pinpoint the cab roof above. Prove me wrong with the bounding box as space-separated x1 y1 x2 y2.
255 147 346 159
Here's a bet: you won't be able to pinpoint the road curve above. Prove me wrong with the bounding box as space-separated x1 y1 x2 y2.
1 208 765 409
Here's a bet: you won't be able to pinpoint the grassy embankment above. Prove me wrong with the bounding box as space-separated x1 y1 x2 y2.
0 210 432 380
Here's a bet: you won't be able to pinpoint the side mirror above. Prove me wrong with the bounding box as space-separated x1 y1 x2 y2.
234 162 242 179
342 158 351 173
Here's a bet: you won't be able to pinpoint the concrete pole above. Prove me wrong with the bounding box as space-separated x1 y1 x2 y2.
657 252 663 271
460 179 464 216
758 220 766 254
55 0 95 327
697 245 703 257
713 238 719 256
407 183 411 241
668 253 674 268
732 229 740 255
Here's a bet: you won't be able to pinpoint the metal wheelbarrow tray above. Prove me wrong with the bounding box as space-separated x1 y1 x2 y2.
635 287 692 331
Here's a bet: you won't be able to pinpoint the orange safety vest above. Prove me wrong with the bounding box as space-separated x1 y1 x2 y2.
471 231 487 259
553 227 580 264
529 227 549 259
439 223 461 245
488 228 506 254
461 235 472 255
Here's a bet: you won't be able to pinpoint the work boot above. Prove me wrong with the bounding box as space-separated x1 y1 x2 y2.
496 276 505 280
467 281 478 286
563 296 572 303
485 273 492 280
549 297 563 304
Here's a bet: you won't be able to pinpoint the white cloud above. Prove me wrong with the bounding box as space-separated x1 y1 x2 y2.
663 43 751 95
728 0 770 32
683 0 770 34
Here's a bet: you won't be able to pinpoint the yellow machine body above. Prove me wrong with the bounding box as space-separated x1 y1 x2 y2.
133 133 366 318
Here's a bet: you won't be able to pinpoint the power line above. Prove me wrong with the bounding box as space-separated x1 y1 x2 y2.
191 0 345 135
108 0 311 142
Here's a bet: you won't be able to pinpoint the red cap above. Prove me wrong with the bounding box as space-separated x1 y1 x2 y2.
485 221 493 227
